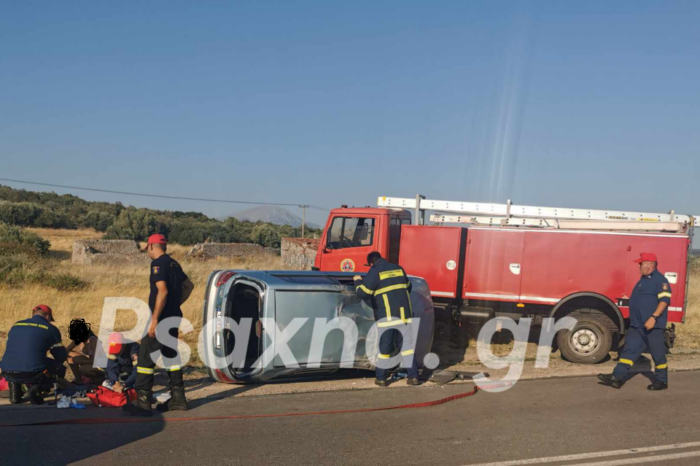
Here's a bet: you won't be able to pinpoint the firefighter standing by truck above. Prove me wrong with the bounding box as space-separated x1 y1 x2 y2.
124 234 195 416
355 251 420 387
599 253 671 390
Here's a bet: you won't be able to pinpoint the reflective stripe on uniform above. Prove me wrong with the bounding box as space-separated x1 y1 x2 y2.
658 292 672 299
383 294 392 321
378 354 391 359
358 285 374 295
14 323 49 330
400 306 412 324
620 359 634 366
656 363 668 370
375 283 409 296
137 367 155 374
379 269 404 280
401 349 414 356
166 366 181 372
50 343 63 349
377 320 406 328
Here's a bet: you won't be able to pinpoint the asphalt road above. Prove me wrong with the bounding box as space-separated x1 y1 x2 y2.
2 371 700 465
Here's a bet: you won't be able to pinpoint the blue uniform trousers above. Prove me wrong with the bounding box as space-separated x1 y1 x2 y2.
613 327 668 383
376 326 418 380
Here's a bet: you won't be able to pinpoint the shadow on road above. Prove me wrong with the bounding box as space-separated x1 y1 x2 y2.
0 402 166 465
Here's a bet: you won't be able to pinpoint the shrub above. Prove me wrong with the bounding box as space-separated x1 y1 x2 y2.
0 253 33 287
38 273 90 292
0 222 50 256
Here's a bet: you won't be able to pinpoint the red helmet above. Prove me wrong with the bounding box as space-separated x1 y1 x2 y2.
108 332 124 355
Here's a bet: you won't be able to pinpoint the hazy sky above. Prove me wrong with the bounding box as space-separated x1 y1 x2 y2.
1 1 698 226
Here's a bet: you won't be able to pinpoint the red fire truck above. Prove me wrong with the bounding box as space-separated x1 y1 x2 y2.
313 195 698 364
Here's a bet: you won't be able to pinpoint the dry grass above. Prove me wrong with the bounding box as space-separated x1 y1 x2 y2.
1 229 698 370
27 227 103 253
0 229 281 365
675 270 700 349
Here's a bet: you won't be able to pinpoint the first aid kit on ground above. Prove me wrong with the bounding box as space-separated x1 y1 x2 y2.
87 386 137 408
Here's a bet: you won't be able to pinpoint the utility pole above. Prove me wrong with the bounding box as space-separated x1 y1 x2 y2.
300 205 309 238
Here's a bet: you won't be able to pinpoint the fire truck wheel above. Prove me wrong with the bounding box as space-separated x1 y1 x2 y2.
556 313 613 364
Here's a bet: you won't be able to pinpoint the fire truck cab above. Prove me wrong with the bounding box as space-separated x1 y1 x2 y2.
314 196 697 364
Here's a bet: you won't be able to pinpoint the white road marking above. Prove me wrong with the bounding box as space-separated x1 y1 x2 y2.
465 441 700 466
575 449 700 465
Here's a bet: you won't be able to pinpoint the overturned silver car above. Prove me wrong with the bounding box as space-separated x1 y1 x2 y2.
201 270 435 383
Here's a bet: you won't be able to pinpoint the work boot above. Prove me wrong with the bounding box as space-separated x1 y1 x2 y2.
26 386 44 405
122 390 153 417
9 382 24 404
374 378 388 387
156 369 189 412
647 381 668 391
156 387 188 412
598 373 624 389
407 378 421 386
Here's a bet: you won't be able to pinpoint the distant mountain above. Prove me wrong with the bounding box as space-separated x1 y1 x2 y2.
224 205 320 229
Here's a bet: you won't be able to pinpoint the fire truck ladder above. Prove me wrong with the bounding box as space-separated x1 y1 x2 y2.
378 195 699 233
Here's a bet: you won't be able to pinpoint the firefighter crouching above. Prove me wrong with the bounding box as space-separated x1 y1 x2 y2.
355 251 420 387
0 305 69 405
599 253 671 390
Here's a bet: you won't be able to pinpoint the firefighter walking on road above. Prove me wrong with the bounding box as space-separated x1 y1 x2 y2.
599 253 671 391
124 234 195 416
355 251 420 387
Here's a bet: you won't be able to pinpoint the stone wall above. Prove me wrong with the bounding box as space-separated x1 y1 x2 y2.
187 242 279 260
281 238 320 270
72 240 149 265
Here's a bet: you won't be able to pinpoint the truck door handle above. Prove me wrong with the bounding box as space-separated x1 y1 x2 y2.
509 263 521 275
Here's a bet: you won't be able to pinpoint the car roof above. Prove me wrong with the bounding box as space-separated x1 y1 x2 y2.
227 270 358 290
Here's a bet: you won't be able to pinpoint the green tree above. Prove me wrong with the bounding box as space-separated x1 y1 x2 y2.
251 224 281 248
0 202 43 226
104 208 161 241
83 211 117 232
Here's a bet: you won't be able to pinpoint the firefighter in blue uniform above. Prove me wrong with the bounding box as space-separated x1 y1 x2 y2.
0 305 68 405
355 251 420 387
599 253 671 390
105 332 139 391
124 234 195 416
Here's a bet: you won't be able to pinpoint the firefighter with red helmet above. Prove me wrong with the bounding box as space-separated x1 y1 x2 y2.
599 253 671 390
123 234 195 416
105 332 139 392
354 251 420 387
0 305 68 405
